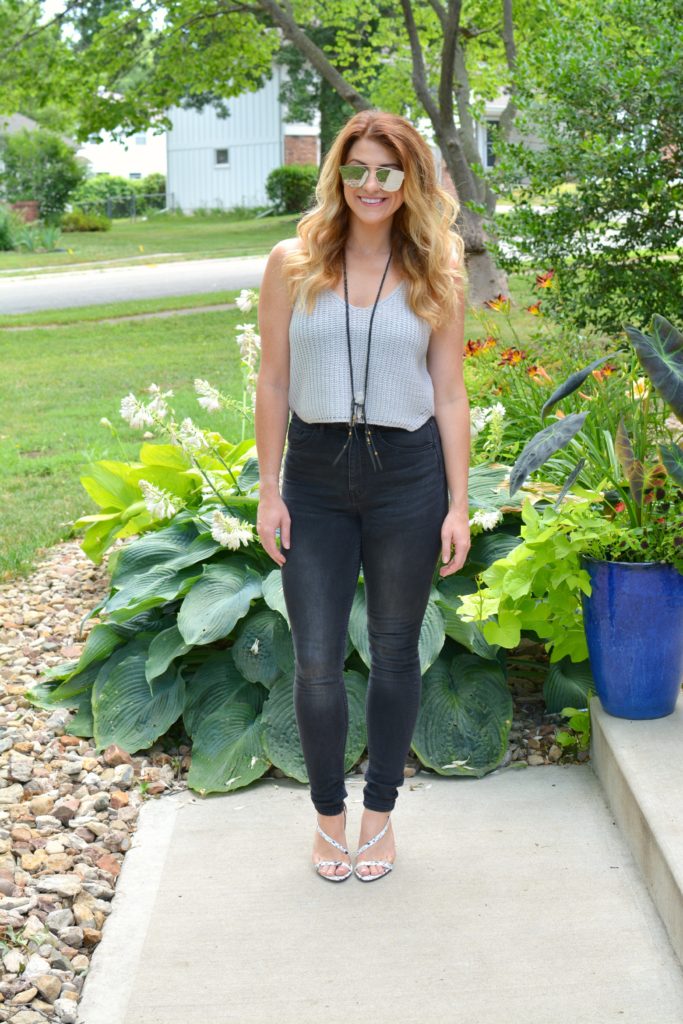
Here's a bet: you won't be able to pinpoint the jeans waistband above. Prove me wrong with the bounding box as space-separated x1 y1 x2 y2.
290 410 433 434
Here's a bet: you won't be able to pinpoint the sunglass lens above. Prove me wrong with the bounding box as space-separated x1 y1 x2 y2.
376 168 405 192
340 166 368 187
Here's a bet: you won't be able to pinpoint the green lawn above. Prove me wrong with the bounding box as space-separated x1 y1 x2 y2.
0 273 538 581
0 212 299 273
0 290 240 329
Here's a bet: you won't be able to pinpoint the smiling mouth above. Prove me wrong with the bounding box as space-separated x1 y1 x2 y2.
358 197 386 205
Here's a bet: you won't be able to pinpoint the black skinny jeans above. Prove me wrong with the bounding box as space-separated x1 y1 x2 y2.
280 410 449 816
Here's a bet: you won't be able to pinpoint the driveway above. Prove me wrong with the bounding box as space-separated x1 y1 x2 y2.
0 255 269 315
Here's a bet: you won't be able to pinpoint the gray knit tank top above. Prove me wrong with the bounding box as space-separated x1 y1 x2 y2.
288 280 434 429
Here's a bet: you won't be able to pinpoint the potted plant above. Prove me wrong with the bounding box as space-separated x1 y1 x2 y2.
460 314 683 720
517 314 683 718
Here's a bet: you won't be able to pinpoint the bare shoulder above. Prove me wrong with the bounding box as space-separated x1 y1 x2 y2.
268 236 305 263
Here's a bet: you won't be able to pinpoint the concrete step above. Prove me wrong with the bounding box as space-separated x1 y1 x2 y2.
590 689 683 969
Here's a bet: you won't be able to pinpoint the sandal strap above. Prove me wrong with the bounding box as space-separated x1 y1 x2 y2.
355 859 394 869
355 813 391 857
316 811 350 857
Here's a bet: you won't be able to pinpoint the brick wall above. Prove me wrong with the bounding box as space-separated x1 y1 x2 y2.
11 200 40 223
285 136 318 166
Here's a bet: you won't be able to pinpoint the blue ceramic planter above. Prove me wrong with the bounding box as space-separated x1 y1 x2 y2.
581 557 683 719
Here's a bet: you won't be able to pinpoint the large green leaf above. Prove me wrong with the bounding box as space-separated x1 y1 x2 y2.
104 564 204 621
92 655 185 753
139 443 192 470
412 652 512 778
624 314 683 419
79 460 142 510
145 625 192 683
615 418 644 505
261 672 308 783
540 354 618 421
435 577 500 661
52 623 127 685
187 702 270 795
230 607 287 686
110 522 220 587
349 583 444 674
25 660 102 710
177 562 263 645
262 568 289 624
238 455 261 490
75 513 126 564
660 442 683 486
465 529 522 572
183 651 263 738
63 693 95 738
510 413 589 496
467 464 511 511
261 669 368 782
543 657 595 714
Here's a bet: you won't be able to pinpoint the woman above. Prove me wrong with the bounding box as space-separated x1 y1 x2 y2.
255 109 470 883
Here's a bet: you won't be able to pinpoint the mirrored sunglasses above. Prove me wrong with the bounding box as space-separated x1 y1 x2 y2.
339 164 405 193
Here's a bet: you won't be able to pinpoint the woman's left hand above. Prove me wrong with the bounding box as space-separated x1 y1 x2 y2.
438 508 471 577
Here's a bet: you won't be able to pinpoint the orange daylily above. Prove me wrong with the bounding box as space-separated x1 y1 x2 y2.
464 335 497 357
535 270 555 288
527 364 553 383
484 293 511 313
499 347 527 366
592 364 618 383
526 301 542 315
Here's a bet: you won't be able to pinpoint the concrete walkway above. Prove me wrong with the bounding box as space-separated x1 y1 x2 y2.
76 719 683 1024
0 255 268 315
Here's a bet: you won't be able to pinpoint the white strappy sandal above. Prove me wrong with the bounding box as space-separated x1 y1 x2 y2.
313 802 353 882
353 813 395 882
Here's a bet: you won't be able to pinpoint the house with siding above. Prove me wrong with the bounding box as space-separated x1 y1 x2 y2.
166 68 318 212
165 68 515 213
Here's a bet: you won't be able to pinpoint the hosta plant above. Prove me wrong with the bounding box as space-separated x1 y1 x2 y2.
24 382 585 793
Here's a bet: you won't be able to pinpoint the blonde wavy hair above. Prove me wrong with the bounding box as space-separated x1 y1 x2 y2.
281 109 466 331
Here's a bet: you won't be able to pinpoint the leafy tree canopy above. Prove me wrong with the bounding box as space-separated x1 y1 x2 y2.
489 0 683 332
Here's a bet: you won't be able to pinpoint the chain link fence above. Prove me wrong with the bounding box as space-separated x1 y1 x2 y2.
72 192 174 219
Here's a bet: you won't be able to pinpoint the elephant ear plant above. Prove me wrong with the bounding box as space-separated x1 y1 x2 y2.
24 378 555 795
458 313 683 674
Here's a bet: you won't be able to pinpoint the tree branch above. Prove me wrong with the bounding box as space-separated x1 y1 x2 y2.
437 0 461 127
496 0 518 138
399 0 440 125
255 0 372 111
425 0 447 30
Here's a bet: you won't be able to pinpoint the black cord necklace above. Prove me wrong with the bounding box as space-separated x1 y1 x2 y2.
331 249 392 472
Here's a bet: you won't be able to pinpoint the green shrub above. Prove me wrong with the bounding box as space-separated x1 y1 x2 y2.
0 204 23 251
72 173 166 217
0 129 86 222
24 382 576 795
138 172 166 210
61 209 112 232
11 222 63 252
265 164 318 214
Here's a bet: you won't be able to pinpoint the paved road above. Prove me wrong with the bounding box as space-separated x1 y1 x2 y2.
0 255 269 314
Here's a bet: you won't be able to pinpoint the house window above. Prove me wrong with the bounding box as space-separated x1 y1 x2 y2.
135 134 147 146
215 148 229 167
129 173 142 179
485 120 497 168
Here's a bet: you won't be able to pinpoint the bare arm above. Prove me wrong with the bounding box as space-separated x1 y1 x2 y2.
255 239 298 565
426 263 471 575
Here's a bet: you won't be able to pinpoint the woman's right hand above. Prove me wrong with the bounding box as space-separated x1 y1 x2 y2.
257 493 291 566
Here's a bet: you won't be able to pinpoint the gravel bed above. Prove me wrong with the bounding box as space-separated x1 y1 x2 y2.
0 538 585 1022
